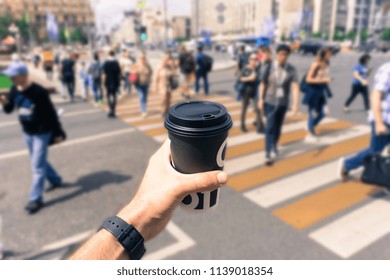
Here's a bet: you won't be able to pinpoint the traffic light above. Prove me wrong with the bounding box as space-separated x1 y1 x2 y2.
140 26 147 41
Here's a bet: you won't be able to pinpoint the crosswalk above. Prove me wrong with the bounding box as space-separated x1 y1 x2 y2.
106 91 389 259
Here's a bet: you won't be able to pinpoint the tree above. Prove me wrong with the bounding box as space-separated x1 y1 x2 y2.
345 30 356 40
360 28 368 42
59 28 68 45
311 32 322 38
71 27 85 43
333 29 345 41
381 28 390 41
0 13 13 39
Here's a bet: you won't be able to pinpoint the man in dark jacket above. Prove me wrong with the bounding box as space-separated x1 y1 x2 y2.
0 62 64 214
103 50 122 118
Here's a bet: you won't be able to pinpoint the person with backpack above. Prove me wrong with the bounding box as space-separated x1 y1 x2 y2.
344 54 371 113
59 52 76 103
88 52 104 105
132 51 153 118
179 44 196 99
102 50 122 118
302 47 333 141
195 45 213 95
258 45 299 165
338 61 390 182
239 53 263 134
154 53 177 116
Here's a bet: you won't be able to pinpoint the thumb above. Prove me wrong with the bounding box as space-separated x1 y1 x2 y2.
179 171 228 198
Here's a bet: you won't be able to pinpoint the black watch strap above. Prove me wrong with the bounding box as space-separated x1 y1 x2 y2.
101 216 146 260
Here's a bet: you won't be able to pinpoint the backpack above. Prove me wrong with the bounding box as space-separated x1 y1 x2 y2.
182 54 195 74
89 62 102 80
202 54 213 72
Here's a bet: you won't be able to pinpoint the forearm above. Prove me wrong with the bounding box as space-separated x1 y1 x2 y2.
354 72 366 84
372 90 383 125
292 84 299 109
259 83 265 101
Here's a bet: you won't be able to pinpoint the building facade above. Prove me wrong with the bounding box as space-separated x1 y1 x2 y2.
171 16 191 40
0 0 94 41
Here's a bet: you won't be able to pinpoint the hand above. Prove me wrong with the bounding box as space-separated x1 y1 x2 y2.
291 106 299 116
117 140 228 242
362 80 368 86
0 94 8 105
324 78 332 83
375 122 388 136
53 136 64 144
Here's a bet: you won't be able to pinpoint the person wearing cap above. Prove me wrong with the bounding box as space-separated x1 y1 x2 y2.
0 62 64 214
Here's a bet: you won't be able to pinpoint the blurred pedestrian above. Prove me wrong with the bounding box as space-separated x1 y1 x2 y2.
120 50 134 96
236 45 248 76
259 45 299 165
132 51 153 118
338 61 390 181
42 47 55 81
302 48 333 141
0 62 65 214
79 61 90 101
195 45 212 95
102 50 121 118
33 47 41 69
178 44 196 99
88 52 104 105
59 52 76 102
344 54 371 113
154 53 176 116
238 53 262 134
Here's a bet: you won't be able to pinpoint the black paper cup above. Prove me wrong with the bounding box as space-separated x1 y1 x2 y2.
165 100 233 211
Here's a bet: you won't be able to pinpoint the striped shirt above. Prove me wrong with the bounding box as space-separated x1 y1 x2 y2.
369 62 390 124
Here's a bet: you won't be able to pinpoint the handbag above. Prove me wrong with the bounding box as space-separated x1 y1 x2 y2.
361 152 390 188
169 75 179 90
49 125 67 146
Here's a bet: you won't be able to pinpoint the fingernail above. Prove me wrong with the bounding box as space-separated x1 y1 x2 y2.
217 172 228 184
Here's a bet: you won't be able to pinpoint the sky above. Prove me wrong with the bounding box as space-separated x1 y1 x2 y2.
95 0 191 17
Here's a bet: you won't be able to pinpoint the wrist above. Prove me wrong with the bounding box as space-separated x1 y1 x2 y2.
117 199 150 241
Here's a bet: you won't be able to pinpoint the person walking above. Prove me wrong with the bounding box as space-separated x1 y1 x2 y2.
338 61 390 181
344 54 371 113
154 53 176 116
120 50 134 96
178 44 196 99
132 52 153 118
302 48 332 140
79 61 90 101
0 62 65 214
102 50 121 118
88 52 104 105
59 52 76 102
42 47 55 81
258 45 299 165
195 45 212 95
238 53 263 134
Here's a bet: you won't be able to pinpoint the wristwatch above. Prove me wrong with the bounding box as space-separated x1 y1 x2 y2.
100 216 146 260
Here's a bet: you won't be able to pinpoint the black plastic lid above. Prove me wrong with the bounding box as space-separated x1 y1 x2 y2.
164 101 233 137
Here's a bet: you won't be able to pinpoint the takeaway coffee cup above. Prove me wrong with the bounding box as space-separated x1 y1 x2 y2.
164 101 233 211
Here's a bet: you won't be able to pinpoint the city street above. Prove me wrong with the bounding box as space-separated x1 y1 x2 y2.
1 50 390 260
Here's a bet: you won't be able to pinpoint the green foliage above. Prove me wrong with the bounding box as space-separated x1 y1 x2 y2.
0 13 13 39
360 29 368 42
345 30 356 40
381 28 390 41
311 32 322 38
71 27 85 43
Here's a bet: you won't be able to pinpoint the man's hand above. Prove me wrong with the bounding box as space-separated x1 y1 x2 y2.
375 122 388 136
117 140 228 242
362 80 368 86
0 94 8 105
53 136 64 144
291 106 299 116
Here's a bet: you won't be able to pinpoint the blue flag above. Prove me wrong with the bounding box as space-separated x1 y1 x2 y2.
46 13 59 42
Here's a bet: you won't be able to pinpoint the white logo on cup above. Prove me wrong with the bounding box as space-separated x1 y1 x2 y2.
216 139 228 168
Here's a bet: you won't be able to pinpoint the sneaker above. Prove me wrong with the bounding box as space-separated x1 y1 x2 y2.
45 182 62 193
265 154 274 166
337 157 349 182
344 107 350 113
241 126 248 133
141 112 147 119
25 200 44 214
305 133 319 143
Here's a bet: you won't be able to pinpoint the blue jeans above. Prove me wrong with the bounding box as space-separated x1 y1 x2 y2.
195 71 209 95
136 85 149 113
264 103 288 156
308 104 325 134
345 122 390 171
24 132 62 203
92 79 103 102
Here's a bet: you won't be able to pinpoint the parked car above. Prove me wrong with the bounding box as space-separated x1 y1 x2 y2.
376 41 390 53
358 41 376 53
298 39 340 55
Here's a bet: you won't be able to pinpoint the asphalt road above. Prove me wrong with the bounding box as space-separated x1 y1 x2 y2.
1 51 390 260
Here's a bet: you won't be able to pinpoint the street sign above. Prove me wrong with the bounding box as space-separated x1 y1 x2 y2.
217 15 224 24
215 2 226 13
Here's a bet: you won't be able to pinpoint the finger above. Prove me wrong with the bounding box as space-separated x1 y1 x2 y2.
179 171 228 197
